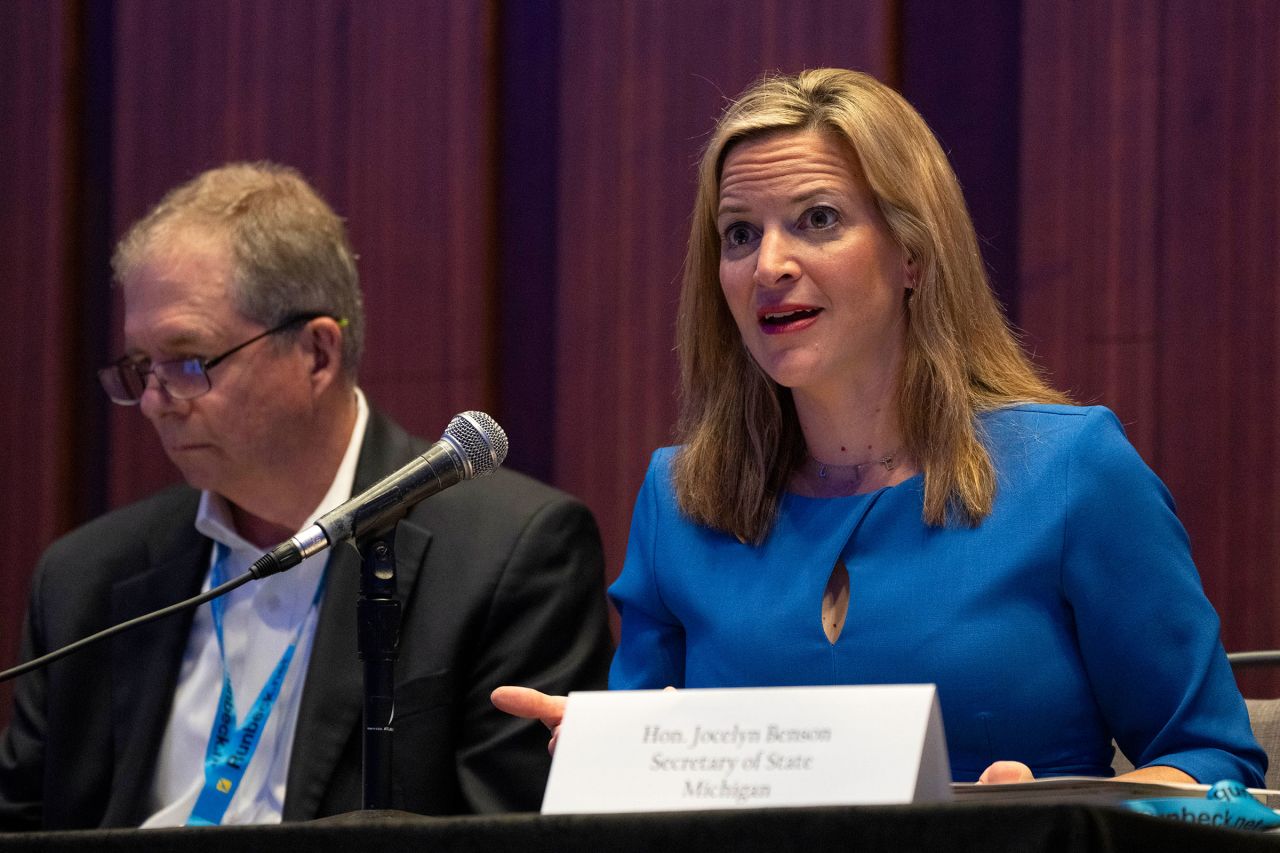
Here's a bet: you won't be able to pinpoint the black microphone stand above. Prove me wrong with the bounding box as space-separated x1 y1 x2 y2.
356 525 401 810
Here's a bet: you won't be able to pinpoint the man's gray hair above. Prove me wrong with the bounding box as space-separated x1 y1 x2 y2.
112 161 365 376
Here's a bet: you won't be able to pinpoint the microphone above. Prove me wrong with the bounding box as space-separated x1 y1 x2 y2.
0 411 507 683
249 410 508 579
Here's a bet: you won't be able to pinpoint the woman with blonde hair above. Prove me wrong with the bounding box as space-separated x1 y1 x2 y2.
496 69 1263 787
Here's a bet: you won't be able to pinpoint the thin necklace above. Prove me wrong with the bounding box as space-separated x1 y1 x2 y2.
812 450 899 480
796 448 902 498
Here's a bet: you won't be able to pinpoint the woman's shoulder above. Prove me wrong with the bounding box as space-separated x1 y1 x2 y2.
978 402 1127 449
980 401 1119 425
979 403 1157 500
631 446 683 510
651 445 680 465
642 446 680 484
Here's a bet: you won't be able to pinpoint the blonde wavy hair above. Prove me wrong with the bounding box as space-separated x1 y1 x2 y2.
674 69 1067 543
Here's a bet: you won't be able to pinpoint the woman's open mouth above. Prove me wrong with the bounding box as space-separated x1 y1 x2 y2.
758 305 822 333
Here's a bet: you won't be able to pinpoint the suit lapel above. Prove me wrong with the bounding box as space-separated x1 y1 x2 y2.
104 521 209 826
283 410 433 819
280 538 363 819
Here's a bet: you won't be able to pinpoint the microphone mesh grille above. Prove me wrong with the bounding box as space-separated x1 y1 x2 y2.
445 411 508 478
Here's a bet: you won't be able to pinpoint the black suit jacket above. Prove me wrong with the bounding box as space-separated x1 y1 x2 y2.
0 410 613 829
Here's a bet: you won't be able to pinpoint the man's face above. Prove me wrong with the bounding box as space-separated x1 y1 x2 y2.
121 229 321 514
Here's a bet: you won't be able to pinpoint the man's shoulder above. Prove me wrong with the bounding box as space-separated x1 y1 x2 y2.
392 446 602 579
401 464 595 548
40 484 201 572
435 466 588 519
364 408 592 523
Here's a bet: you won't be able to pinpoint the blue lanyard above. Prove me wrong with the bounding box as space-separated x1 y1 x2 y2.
187 542 328 826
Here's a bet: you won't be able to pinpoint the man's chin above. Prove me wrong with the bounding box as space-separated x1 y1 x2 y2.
167 460 220 493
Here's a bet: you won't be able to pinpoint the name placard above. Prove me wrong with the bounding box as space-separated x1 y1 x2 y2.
541 684 951 814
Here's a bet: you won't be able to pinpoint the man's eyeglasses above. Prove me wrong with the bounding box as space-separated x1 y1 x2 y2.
98 312 341 405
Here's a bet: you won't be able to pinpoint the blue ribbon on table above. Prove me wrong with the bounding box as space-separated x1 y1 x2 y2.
1124 779 1280 831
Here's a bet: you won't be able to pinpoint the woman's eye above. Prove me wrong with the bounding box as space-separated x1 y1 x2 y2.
802 206 839 230
723 223 754 247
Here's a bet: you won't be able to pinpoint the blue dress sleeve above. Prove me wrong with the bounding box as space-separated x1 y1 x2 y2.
1062 407 1266 785
607 450 686 690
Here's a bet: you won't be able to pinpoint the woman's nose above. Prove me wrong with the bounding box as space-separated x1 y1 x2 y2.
753 229 800 288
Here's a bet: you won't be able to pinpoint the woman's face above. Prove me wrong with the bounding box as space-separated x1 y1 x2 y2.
716 129 912 402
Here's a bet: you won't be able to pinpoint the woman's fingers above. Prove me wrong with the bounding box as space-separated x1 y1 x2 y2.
977 760 1035 785
491 686 568 756
490 685 567 729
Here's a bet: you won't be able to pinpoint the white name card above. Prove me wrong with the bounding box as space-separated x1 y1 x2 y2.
541 684 951 815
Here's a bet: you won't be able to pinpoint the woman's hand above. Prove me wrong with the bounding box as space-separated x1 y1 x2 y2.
1111 765 1195 784
975 760 1194 785
977 760 1035 784
491 686 567 754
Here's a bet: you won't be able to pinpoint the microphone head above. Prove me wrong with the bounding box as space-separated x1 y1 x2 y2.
443 411 508 479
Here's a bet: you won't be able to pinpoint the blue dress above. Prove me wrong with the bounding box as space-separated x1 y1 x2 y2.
608 404 1266 785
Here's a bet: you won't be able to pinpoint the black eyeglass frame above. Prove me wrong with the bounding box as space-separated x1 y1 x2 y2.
98 312 338 406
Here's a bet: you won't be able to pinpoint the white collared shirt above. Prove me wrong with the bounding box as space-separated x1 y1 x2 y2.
143 388 370 827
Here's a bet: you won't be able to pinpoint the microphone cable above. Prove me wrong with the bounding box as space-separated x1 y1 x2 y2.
0 569 255 683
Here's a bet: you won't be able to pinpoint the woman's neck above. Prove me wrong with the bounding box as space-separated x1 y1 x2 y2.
791 372 902 467
788 369 917 497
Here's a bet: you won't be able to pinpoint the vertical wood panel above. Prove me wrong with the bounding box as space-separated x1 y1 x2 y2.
554 0 898 581
0 0 78 714
107 0 494 507
342 1 497 440
1020 0 1280 693
1020 0 1163 450
495 0 560 482
7 0 1280 722
902 1 1023 313
1156 2 1280 695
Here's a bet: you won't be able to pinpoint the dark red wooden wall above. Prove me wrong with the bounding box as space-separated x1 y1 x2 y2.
3 0 1279 714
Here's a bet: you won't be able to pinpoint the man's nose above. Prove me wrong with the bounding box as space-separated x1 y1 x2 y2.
138 372 184 418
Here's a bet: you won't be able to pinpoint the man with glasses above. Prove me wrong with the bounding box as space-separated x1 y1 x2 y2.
0 162 613 829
